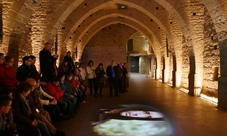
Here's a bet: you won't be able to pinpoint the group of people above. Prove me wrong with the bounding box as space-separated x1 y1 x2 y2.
0 43 87 136
0 42 129 136
86 60 128 97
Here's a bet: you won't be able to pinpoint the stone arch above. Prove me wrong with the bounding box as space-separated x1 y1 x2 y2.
69 13 162 54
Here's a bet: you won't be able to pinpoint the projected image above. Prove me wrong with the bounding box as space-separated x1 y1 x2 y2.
92 104 171 136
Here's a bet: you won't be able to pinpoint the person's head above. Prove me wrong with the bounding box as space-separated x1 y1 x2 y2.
0 87 13 99
74 75 79 81
0 96 13 115
63 59 68 65
123 63 127 67
119 62 124 67
17 82 32 97
67 51 71 56
111 60 116 66
75 62 79 67
57 73 65 81
88 60 93 66
44 42 52 52
26 78 37 92
0 53 4 65
52 77 61 86
4 56 14 67
98 63 103 69
30 55 36 65
22 56 32 66
79 63 83 68
66 72 73 80
74 68 80 76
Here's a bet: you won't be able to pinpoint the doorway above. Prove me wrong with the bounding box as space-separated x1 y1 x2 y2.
130 56 139 73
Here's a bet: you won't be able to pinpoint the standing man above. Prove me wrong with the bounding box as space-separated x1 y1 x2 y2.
106 60 119 97
39 42 58 82
63 51 74 72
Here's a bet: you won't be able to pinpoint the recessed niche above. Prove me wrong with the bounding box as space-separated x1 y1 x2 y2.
193 13 196 16
156 7 158 10
61 27 65 29
85 3 87 6
150 19 153 22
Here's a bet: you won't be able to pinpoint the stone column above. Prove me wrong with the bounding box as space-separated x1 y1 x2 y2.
218 39 227 109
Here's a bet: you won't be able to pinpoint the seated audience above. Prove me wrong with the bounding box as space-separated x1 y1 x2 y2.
58 73 77 114
16 56 32 82
12 82 51 136
45 77 71 116
31 77 69 122
26 78 65 136
30 55 40 78
0 56 18 90
0 95 17 136
58 60 68 75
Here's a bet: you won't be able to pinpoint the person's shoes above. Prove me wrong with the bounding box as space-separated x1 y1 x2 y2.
55 130 65 136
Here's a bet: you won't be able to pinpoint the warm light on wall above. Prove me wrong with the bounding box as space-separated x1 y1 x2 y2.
179 88 189 93
200 94 218 104
176 71 181 87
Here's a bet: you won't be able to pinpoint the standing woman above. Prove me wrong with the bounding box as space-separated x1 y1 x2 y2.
86 60 97 96
95 63 105 97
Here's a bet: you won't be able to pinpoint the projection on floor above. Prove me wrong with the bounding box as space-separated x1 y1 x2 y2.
91 104 172 136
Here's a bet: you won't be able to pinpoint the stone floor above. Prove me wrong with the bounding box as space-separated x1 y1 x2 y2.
55 73 227 136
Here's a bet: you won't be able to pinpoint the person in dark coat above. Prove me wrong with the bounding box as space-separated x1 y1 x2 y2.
16 56 32 82
30 55 40 78
106 60 119 97
95 63 105 96
63 51 74 72
58 60 68 75
116 62 124 93
12 82 51 136
39 42 58 83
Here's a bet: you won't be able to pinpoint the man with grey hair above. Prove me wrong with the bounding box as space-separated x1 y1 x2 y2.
39 42 58 82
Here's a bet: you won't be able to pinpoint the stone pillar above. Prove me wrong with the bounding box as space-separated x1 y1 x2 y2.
172 55 177 88
218 39 227 109
188 56 197 96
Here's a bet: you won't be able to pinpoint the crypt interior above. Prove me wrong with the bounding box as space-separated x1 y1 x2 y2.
1 0 227 135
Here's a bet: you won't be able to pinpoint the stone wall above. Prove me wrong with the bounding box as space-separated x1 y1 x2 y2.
81 24 136 68
202 8 219 97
